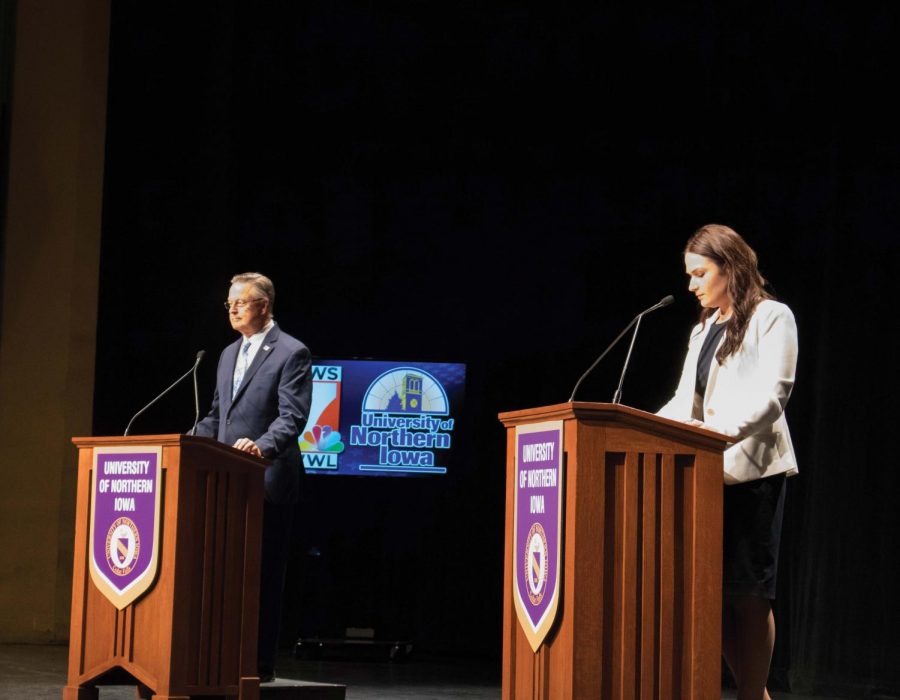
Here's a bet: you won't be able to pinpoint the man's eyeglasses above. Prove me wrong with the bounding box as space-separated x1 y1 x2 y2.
224 298 264 311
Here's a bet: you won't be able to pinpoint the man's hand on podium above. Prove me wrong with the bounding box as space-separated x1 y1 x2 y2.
233 437 262 457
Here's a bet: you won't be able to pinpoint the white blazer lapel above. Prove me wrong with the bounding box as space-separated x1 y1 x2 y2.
702 311 727 412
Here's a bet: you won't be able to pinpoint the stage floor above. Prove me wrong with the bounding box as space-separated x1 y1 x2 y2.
1 643 845 699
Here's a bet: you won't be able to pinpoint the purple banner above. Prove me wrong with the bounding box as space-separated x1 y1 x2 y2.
514 423 563 650
90 448 161 608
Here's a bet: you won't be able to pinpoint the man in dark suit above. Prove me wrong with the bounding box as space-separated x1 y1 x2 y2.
194 272 311 682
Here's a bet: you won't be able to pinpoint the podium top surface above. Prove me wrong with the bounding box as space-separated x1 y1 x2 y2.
71 433 271 467
498 401 730 451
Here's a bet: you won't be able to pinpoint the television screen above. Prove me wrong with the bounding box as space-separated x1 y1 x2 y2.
300 359 466 477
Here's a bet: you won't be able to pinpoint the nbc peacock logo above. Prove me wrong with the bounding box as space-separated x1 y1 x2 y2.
300 365 346 470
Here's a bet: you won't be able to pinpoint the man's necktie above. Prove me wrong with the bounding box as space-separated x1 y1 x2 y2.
232 341 251 398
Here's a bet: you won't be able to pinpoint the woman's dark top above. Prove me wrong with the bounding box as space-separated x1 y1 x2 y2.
695 320 728 397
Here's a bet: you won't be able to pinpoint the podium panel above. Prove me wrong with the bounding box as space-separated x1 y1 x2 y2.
499 403 729 700
64 435 266 700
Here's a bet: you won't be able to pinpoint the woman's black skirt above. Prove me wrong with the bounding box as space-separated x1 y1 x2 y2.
722 472 787 600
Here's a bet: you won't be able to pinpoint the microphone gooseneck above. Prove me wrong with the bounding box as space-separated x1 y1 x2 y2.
189 350 206 436
568 295 674 403
124 350 206 437
611 316 643 405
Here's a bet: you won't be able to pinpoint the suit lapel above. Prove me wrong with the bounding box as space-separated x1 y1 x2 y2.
219 339 241 413
229 325 280 406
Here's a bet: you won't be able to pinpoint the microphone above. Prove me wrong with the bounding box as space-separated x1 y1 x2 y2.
611 295 673 404
124 351 206 437
568 295 674 403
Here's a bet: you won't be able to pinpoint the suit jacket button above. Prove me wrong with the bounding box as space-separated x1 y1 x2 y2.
706 408 715 416
226 419 231 425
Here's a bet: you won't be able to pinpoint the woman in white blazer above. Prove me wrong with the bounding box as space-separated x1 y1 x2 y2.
657 224 798 700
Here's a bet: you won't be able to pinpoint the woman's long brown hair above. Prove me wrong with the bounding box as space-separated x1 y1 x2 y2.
685 224 773 364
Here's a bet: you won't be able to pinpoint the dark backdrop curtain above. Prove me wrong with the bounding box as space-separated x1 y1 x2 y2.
96 3 900 695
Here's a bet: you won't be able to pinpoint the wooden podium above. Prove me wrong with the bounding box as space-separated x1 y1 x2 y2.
64 434 267 700
499 402 730 700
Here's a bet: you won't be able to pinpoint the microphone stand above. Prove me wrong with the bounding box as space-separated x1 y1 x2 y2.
567 295 673 403
567 316 641 402
612 315 642 404
189 352 203 435
124 351 205 436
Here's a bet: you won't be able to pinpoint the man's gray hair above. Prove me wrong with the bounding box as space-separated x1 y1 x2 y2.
231 272 275 312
